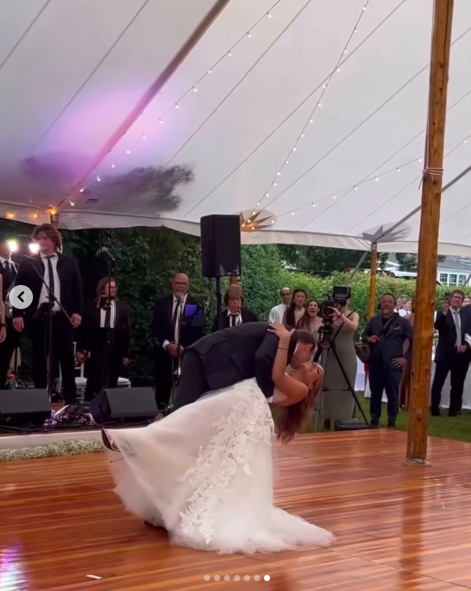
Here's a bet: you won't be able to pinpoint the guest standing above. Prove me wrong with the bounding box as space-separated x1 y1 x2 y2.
321 293 359 425
268 287 292 323
399 301 415 407
211 285 258 331
362 293 412 428
77 278 131 401
283 289 306 328
12 224 83 404
152 273 204 410
431 290 469 417
297 299 323 343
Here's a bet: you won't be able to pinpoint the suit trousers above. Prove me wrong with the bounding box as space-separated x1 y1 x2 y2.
172 350 209 411
369 364 402 427
0 319 19 388
431 351 469 415
30 313 77 404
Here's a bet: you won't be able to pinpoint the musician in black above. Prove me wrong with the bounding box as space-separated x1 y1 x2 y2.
211 285 259 331
13 224 83 404
76 277 131 401
0 240 18 388
152 273 204 410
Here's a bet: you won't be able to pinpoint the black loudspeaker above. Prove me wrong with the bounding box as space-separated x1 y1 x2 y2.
0 389 50 427
334 419 370 431
200 214 241 278
90 387 158 425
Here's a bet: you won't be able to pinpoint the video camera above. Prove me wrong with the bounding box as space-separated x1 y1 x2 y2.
318 286 351 348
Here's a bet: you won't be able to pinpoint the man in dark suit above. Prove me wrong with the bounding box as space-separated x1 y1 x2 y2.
0 239 19 388
12 224 83 404
362 293 413 428
152 273 204 410
211 285 259 332
77 277 131 402
431 290 469 416
173 322 316 411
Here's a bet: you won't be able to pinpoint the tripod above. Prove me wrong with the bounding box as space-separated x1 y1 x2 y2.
313 325 369 431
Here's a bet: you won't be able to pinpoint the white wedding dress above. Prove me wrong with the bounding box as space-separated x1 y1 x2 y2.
105 378 334 554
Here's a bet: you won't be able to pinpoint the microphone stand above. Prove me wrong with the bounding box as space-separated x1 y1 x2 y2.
25 256 73 401
173 297 185 388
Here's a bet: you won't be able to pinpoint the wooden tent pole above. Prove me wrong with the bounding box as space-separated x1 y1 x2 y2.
368 243 377 319
406 0 454 466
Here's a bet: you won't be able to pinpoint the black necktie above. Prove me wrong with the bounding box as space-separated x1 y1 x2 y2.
105 304 111 329
230 314 238 327
46 256 55 303
172 301 180 334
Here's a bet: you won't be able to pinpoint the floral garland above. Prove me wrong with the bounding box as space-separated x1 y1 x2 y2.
0 440 104 462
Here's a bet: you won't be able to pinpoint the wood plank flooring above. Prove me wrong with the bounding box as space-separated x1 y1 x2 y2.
1 430 471 590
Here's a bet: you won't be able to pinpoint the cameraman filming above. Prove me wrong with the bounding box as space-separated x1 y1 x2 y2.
320 289 359 428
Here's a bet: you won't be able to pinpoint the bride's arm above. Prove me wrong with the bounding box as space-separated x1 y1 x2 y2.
269 325 308 405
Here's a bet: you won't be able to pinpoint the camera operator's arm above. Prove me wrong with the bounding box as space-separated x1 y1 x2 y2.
331 309 359 332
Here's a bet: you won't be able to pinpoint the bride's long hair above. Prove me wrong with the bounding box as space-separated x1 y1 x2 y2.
275 369 323 444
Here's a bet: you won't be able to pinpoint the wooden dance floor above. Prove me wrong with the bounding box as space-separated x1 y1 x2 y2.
2 430 471 591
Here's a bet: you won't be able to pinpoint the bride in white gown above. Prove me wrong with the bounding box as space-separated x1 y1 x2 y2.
103 324 335 554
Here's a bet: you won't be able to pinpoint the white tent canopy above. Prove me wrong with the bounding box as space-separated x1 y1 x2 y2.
1 0 471 256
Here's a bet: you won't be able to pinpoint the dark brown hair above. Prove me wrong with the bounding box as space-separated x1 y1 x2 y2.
451 289 465 299
297 298 320 330
224 285 244 307
32 223 62 251
275 367 323 444
285 289 307 328
96 277 116 297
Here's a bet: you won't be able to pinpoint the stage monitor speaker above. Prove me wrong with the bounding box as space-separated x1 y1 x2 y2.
90 387 158 425
200 214 241 278
0 389 50 427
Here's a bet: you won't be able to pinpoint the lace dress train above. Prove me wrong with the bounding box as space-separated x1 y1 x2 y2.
105 378 334 554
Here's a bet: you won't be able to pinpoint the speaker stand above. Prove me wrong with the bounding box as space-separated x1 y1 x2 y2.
215 276 223 331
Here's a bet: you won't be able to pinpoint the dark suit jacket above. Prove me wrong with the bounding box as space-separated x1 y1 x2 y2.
434 309 468 363
185 321 297 398
77 299 131 358
152 294 204 349
362 313 413 369
211 307 259 332
0 260 17 301
13 253 83 320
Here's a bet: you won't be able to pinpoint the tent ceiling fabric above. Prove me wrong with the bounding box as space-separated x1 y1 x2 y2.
1 0 471 256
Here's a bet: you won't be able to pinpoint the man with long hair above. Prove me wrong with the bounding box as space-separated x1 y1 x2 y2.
77 277 131 401
13 223 83 404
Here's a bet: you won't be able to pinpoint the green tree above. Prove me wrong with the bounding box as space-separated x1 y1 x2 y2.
396 252 446 272
277 245 389 275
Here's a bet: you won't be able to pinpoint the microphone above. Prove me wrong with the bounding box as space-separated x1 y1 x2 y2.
96 247 115 261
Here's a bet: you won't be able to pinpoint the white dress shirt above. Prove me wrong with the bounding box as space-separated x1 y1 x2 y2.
38 253 61 312
268 303 287 324
100 300 116 329
0 256 13 271
163 294 187 350
227 309 242 327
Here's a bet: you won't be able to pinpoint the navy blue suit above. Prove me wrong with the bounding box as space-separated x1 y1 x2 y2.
362 313 413 427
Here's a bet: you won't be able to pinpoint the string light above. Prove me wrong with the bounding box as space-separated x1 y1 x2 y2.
126 150 131 154
6 213 14 219
247 32 252 38
97 176 101 182
111 164 115 168
273 131 471 221
267 12 272 18
142 134 147 139
193 87 198 93
175 104 180 109
228 51 233 57
254 1 370 214
159 119 164 124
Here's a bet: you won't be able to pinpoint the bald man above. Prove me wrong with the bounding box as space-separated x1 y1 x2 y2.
152 273 204 410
